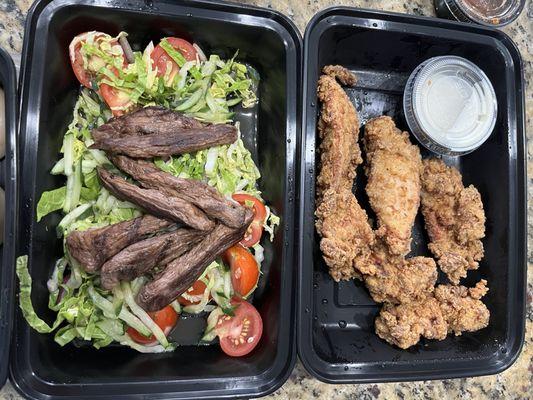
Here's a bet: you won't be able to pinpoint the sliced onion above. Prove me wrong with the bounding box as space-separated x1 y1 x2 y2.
193 43 207 62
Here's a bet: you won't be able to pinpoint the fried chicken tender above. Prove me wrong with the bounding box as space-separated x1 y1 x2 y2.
434 280 490 335
316 66 361 201
322 65 358 86
316 189 374 281
315 66 370 280
364 246 437 304
375 297 448 349
421 158 486 284
363 116 423 256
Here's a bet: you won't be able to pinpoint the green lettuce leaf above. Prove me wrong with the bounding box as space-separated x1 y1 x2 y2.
36 186 67 222
16 256 64 333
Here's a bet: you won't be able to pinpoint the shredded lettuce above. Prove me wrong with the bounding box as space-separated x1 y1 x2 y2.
155 125 261 197
22 36 277 352
159 38 187 67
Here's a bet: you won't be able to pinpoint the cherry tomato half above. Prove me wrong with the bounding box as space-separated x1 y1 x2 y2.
224 244 259 298
178 279 210 306
127 305 178 345
151 37 197 81
68 31 125 88
216 299 263 357
232 194 267 247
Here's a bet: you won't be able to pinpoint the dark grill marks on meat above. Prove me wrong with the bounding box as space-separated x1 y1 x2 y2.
91 106 204 139
66 215 173 273
90 107 238 158
110 155 247 228
97 168 214 231
137 209 253 312
100 228 203 290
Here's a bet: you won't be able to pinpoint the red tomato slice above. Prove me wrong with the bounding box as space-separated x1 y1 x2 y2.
150 37 197 79
68 31 125 88
224 245 259 298
232 194 267 247
216 299 263 357
127 305 178 345
99 83 132 117
178 279 209 306
99 67 133 116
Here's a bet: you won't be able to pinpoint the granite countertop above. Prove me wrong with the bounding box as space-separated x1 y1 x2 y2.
0 0 531 399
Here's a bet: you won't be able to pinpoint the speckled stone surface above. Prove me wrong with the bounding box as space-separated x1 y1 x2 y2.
0 0 531 399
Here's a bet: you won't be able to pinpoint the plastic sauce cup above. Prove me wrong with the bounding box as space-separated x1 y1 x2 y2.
434 0 525 27
403 56 497 156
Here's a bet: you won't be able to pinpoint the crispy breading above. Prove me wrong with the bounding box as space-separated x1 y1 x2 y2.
434 280 490 335
322 65 358 86
316 66 361 201
315 189 374 281
421 158 486 284
363 116 423 256
315 66 370 281
375 297 448 349
364 246 437 304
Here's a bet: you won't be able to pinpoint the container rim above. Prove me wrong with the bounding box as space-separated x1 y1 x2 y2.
299 5 527 383
0 45 19 389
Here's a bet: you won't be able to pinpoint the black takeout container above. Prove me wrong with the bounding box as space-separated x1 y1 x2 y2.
10 0 300 398
298 7 526 383
2 1 527 397
0 46 18 387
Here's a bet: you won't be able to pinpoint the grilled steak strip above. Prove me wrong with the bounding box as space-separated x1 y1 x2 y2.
110 155 247 228
137 209 253 311
91 106 205 140
97 168 214 231
100 228 203 290
92 126 237 158
66 215 173 273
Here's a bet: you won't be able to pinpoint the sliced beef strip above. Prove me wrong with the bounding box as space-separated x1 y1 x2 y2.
66 215 173 273
137 209 253 311
100 228 203 290
91 106 204 140
110 155 247 228
91 121 237 158
97 168 214 231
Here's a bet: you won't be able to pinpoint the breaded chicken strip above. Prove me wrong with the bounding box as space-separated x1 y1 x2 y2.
375 280 489 348
364 116 423 256
375 296 448 349
316 189 374 281
316 66 361 200
315 66 369 280
421 159 486 284
434 280 490 335
363 244 437 304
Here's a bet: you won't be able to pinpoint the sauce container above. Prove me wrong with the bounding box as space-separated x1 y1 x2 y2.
434 0 525 27
403 56 497 156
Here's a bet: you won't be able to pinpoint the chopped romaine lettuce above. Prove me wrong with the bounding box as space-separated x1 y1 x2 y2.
36 186 67 222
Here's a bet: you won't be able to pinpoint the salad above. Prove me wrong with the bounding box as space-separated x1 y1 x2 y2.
17 31 279 356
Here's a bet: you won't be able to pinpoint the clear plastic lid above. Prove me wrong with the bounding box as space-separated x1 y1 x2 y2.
457 0 525 26
404 56 497 155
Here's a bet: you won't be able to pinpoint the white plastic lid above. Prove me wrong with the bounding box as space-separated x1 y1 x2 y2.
410 56 497 153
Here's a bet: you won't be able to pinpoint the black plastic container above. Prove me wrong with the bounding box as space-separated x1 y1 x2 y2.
0 46 18 387
11 0 300 398
298 7 526 383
